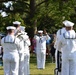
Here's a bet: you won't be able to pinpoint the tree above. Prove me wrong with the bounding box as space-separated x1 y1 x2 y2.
0 0 47 37
0 0 76 37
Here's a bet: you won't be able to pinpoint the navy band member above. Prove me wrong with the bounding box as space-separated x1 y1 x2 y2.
20 26 31 75
13 21 25 75
1 26 21 75
54 26 66 75
57 20 76 75
34 30 50 69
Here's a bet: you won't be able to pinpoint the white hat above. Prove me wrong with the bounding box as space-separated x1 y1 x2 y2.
6 26 16 30
13 21 21 25
20 26 25 31
63 20 74 27
38 30 43 33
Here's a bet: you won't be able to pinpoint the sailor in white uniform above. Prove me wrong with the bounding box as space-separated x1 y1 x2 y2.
13 21 25 75
57 20 76 75
20 26 31 75
34 30 50 69
54 27 66 75
24 33 31 75
1 26 21 75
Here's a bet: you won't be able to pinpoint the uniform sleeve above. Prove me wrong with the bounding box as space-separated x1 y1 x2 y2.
15 38 22 50
21 34 29 41
54 37 57 49
57 35 63 51
44 34 51 40
54 29 61 49
24 36 31 46
56 29 61 39
1 38 4 46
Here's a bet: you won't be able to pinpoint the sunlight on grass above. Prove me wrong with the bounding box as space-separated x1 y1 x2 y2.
0 67 4 75
30 63 55 75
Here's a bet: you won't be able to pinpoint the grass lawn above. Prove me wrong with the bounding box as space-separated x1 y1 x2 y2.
0 54 55 75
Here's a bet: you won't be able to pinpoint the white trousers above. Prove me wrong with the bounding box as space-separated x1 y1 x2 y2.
3 53 19 75
24 53 30 75
36 50 46 69
62 54 76 75
19 53 24 75
55 49 58 68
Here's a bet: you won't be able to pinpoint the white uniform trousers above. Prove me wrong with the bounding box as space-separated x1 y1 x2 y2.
24 53 30 75
62 55 76 75
3 53 19 75
36 49 46 69
55 49 58 68
19 53 24 75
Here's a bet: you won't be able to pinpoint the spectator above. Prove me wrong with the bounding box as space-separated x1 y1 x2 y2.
50 34 56 63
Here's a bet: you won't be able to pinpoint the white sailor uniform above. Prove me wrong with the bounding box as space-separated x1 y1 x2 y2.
34 33 50 69
1 35 21 75
24 33 31 75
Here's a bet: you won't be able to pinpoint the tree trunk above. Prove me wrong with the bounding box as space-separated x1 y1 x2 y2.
29 0 37 37
30 0 35 18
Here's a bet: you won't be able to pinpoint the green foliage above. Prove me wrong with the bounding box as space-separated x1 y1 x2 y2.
37 16 56 33
36 0 76 32
0 0 76 35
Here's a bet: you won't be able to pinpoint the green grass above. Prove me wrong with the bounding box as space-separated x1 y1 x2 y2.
0 54 55 75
